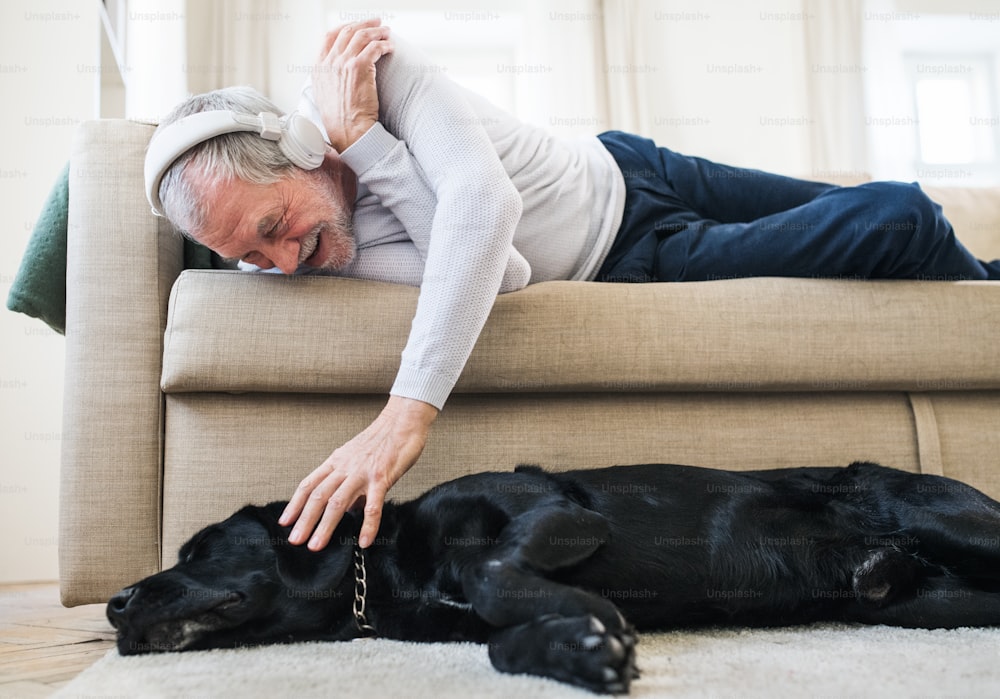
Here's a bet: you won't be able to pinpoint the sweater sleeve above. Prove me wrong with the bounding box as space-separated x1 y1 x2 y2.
348 37 525 410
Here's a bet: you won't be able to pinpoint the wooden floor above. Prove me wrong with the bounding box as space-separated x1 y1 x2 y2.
0 582 115 697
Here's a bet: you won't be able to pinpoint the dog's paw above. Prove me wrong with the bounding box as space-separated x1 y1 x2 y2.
488 613 639 693
537 614 639 694
573 615 639 693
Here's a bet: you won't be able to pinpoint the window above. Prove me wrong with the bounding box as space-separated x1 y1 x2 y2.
907 53 998 171
323 4 525 114
862 6 1000 185
319 1 602 135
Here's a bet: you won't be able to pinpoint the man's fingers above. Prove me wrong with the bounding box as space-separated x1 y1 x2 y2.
356 38 394 66
279 465 330 526
319 18 383 61
358 481 389 548
288 470 389 550
343 26 391 58
278 496 300 527
307 478 365 551
305 499 345 551
288 469 347 545
317 24 350 61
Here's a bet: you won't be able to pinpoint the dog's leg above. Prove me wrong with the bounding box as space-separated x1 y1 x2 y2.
836 467 1000 627
847 574 1000 628
458 502 638 692
465 557 639 691
488 614 638 694
865 466 1000 572
459 501 621 628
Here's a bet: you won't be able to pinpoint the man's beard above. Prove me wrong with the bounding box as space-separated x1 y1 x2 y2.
299 176 356 272
298 210 356 272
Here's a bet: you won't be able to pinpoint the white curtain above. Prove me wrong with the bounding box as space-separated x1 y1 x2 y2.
185 0 273 95
595 0 646 135
802 0 871 177
511 0 610 136
124 0 187 119
594 0 872 177
171 0 873 177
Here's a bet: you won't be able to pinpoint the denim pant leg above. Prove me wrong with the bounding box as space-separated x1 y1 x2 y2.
659 181 1000 281
596 131 836 282
596 131 1000 282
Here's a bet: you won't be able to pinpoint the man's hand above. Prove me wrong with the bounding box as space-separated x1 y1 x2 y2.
313 18 393 153
279 396 438 550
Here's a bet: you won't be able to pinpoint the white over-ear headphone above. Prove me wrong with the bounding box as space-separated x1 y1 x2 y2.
144 110 328 216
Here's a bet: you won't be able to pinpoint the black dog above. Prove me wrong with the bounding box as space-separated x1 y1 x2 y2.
107 462 1000 693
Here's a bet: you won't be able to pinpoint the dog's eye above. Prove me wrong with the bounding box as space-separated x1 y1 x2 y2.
180 540 211 564
178 527 227 564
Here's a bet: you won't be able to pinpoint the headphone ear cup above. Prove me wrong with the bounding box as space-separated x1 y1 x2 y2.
279 113 328 169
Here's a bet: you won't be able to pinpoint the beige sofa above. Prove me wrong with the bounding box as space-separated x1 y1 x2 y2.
59 119 1000 606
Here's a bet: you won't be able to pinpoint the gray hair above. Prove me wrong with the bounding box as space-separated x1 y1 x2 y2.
155 86 297 237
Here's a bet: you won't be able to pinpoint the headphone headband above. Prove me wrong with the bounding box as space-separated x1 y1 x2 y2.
144 109 327 216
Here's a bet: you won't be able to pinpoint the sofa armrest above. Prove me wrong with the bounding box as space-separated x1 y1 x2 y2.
60 119 183 605
926 184 1000 260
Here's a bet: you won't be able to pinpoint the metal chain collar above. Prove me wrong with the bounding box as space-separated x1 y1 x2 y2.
353 546 377 638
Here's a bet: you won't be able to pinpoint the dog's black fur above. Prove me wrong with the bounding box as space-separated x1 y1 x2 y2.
108 462 1000 693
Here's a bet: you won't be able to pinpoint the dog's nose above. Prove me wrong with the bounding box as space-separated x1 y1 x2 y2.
106 586 137 626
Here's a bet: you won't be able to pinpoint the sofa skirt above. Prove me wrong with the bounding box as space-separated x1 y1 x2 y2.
158 390 1000 569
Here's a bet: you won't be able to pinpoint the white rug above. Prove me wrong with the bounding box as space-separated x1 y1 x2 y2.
56 623 1000 698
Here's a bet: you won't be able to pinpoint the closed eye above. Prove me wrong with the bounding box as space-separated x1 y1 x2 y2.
178 527 223 564
258 208 286 241
181 545 203 564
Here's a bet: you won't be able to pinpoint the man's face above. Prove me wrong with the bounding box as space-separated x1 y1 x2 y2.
188 165 356 275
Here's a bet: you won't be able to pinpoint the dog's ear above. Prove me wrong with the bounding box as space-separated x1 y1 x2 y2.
257 504 357 592
274 539 354 592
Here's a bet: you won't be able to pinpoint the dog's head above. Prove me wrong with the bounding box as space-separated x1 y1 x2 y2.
107 502 362 655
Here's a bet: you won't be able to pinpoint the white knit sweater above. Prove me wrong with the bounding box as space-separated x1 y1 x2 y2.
286 37 625 410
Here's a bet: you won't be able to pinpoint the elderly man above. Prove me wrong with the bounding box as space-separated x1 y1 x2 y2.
146 19 999 553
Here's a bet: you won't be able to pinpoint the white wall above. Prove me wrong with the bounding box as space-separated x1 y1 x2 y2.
0 0 99 583
312 0 815 175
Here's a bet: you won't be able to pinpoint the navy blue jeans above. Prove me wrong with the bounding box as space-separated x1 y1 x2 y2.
595 131 1000 283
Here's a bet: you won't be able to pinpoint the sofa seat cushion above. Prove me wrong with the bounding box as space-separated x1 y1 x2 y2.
161 270 1000 395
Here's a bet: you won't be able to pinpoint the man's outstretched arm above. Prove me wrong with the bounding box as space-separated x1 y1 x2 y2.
280 19 523 550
